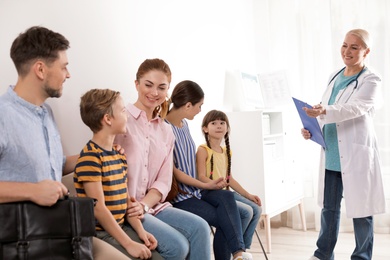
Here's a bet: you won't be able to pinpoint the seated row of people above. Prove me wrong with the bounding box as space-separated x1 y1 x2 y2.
0 26 261 260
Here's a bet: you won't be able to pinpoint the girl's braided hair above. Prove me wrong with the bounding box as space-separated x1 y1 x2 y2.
201 110 231 186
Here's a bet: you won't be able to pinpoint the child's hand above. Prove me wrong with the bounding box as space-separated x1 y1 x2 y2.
248 193 262 206
206 177 228 190
138 231 158 250
125 240 152 259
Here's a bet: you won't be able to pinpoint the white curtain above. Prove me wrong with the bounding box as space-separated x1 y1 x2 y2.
254 0 390 233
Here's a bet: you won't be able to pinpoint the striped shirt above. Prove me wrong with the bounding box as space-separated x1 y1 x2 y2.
74 140 128 230
166 119 202 202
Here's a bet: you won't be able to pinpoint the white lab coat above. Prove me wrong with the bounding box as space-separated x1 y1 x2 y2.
316 67 386 218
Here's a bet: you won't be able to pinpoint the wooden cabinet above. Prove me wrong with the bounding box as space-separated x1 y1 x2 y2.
226 110 306 253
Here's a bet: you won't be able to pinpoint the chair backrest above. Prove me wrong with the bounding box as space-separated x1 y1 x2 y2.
62 173 77 196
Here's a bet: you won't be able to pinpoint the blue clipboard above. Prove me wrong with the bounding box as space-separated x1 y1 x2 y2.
292 97 326 149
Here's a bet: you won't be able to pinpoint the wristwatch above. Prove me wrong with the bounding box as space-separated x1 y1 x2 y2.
140 202 149 214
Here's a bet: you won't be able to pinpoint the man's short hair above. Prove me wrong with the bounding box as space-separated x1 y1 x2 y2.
10 26 70 77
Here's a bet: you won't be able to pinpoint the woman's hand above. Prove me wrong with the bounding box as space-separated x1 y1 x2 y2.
301 128 311 140
113 143 125 155
303 104 325 118
127 197 144 219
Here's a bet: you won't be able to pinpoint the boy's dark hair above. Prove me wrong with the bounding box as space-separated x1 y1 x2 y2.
10 26 70 77
80 89 121 133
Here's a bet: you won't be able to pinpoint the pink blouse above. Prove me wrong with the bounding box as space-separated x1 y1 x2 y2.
114 103 174 214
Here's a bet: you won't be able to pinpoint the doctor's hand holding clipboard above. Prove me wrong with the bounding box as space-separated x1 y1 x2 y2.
292 97 326 149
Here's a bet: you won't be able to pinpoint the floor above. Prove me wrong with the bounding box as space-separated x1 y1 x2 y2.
212 227 390 260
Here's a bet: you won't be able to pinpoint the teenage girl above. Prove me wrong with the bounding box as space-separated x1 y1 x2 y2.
165 80 253 260
197 109 262 250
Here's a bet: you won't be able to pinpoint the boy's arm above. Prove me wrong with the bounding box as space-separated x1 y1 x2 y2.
126 197 146 235
126 209 158 250
83 181 152 258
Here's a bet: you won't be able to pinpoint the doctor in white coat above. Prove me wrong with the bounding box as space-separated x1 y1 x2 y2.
302 29 385 260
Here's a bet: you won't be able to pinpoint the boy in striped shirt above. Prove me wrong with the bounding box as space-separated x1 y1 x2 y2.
74 89 161 259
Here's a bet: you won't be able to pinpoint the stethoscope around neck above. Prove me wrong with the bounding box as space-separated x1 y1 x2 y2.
328 65 365 104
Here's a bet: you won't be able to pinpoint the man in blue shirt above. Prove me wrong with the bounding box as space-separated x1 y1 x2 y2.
0 26 129 259
0 26 72 205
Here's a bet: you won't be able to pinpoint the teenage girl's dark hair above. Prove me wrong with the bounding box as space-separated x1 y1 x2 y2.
201 110 231 185
168 80 204 111
136 58 171 119
10 26 70 77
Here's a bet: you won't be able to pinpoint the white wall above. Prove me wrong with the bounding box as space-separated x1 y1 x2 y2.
0 0 258 154
0 0 320 230
3 0 388 232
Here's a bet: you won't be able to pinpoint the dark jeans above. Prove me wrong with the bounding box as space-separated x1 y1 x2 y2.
314 169 373 260
174 189 245 260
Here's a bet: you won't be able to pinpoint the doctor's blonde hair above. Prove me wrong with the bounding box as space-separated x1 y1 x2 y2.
347 29 370 49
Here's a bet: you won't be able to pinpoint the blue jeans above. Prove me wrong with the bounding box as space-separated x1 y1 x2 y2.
234 192 262 249
314 169 373 260
174 190 245 260
142 207 210 260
